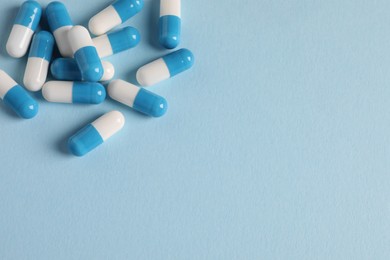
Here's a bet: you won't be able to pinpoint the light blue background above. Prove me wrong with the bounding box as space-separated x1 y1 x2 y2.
1 0 390 259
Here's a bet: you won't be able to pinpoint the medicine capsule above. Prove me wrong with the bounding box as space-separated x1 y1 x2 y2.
68 26 103 82
6 1 42 58
51 58 115 82
88 0 144 36
0 70 38 119
136 48 194 86
42 81 106 104
92 26 140 58
68 110 125 156
46 1 74 57
159 0 181 49
23 31 54 92
108 79 167 117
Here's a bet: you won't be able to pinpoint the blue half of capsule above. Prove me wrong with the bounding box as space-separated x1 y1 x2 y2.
3 85 38 119
51 58 82 81
46 1 73 31
108 26 140 54
112 0 144 22
159 15 181 49
28 31 54 61
72 82 106 104
133 88 167 117
14 0 42 30
74 46 103 82
163 48 194 77
68 124 103 157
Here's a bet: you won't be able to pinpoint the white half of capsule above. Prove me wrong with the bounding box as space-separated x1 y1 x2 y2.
93 34 113 58
6 25 34 58
68 26 94 53
42 81 73 103
0 70 17 99
88 6 121 36
23 58 49 92
92 110 125 141
101 61 115 81
108 79 140 107
53 25 73 57
160 0 181 17
136 58 170 86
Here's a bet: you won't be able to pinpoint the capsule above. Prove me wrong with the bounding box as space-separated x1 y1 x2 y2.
46 1 74 57
68 26 103 82
42 81 106 104
92 26 140 58
6 1 42 58
68 111 125 156
88 0 144 36
159 0 181 49
51 58 115 82
0 70 38 119
23 31 54 92
108 79 167 117
136 48 194 86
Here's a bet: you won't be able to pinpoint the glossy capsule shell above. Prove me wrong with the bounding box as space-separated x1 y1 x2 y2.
136 48 194 86
51 58 115 82
68 111 125 156
6 1 42 58
46 1 74 57
68 26 103 82
159 0 181 49
24 31 54 92
88 0 144 36
108 79 167 117
92 26 140 58
0 70 38 119
42 81 106 104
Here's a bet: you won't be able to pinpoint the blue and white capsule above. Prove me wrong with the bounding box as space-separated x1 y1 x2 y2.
23 31 54 92
88 0 144 36
0 70 38 119
92 26 140 58
46 1 74 57
51 58 115 82
68 111 125 157
68 26 104 82
42 81 106 104
6 1 42 58
108 79 167 117
159 0 181 49
136 48 194 86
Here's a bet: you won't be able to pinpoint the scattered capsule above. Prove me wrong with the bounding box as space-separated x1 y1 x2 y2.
108 79 167 117
0 70 38 119
136 48 194 86
42 81 106 104
51 58 115 82
68 111 125 156
6 1 42 58
23 31 54 92
159 0 181 49
68 26 103 82
46 1 74 57
88 0 144 36
92 26 140 58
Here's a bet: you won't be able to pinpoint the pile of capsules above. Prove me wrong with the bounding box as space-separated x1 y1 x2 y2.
1 0 194 156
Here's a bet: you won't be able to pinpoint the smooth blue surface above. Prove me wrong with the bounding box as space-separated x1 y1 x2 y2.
28 31 54 60
50 58 82 81
3 85 38 119
46 1 73 31
68 124 104 156
133 87 167 117
112 0 144 22
72 82 106 104
107 26 140 54
163 48 194 77
74 46 103 82
14 0 41 29
2 0 390 259
159 15 181 49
